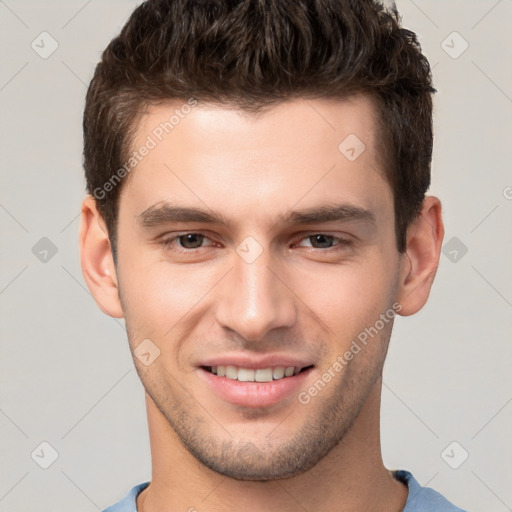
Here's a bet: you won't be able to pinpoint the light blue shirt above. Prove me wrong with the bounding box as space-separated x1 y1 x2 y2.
103 470 468 511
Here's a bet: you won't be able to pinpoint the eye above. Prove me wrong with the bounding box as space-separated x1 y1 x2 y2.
295 234 351 250
161 233 216 252
177 233 206 249
159 232 352 255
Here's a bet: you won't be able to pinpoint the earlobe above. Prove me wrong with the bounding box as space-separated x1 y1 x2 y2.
396 196 444 317
79 196 124 318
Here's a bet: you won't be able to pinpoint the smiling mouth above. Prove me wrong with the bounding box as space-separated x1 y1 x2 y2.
201 365 315 382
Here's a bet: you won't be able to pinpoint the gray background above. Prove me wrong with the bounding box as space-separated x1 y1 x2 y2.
1 1 511 510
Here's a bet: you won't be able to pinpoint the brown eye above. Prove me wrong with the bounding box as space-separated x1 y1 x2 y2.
160 232 217 254
308 234 335 248
177 233 205 249
295 233 352 252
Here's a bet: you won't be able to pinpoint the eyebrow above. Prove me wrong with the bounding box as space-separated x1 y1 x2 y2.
137 201 377 229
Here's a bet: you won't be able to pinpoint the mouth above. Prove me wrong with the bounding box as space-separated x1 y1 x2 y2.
201 364 315 382
198 364 316 408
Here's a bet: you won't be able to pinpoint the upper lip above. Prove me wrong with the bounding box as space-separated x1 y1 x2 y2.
198 354 315 370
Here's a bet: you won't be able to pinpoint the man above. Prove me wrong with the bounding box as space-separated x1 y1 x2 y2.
79 0 467 510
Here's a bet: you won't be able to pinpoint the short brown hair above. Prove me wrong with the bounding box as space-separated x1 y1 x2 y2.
83 0 435 257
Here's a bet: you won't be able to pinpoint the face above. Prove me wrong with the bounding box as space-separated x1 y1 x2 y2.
115 95 402 480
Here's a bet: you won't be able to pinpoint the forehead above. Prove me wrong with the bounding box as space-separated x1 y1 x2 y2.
121 95 392 229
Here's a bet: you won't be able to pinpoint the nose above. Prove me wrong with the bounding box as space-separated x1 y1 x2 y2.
214 244 297 342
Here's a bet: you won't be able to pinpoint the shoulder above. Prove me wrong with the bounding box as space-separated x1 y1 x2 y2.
102 482 150 512
396 470 469 512
100 473 471 512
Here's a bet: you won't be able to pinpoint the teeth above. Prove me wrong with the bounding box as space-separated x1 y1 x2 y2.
255 368 273 382
226 365 238 379
273 367 285 379
211 365 303 382
237 368 255 382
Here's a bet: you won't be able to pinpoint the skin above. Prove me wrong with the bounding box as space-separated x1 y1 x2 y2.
80 95 444 512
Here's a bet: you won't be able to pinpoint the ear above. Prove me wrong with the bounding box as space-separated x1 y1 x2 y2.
79 195 124 318
396 196 444 316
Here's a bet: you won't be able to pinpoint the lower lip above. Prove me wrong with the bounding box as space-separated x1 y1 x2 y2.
198 367 314 408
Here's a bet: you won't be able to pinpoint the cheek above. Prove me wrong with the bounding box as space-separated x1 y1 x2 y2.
117 247 224 339
290 253 395 335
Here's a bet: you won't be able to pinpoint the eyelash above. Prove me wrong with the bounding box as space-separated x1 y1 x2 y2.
159 232 352 254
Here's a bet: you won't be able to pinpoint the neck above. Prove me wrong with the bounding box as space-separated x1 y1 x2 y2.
137 377 407 512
